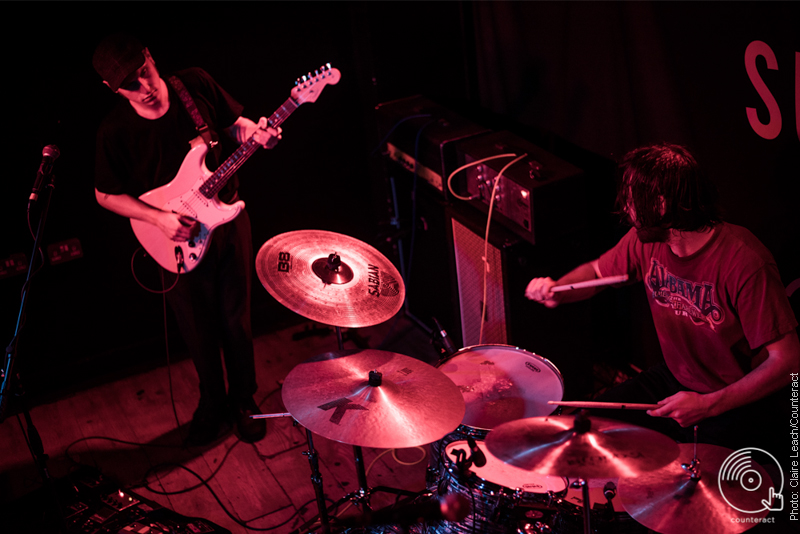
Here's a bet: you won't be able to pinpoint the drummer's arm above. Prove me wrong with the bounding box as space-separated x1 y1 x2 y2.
648 330 800 426
525 260 603 307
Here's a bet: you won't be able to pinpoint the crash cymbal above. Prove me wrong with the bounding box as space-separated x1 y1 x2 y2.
256 230 404 328
619 444 774 534
282 349 465 449
484 412 679 478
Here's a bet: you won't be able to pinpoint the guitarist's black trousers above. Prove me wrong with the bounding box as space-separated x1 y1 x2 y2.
165 209 258 409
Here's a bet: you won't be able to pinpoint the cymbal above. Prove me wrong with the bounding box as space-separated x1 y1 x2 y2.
282 349 466 449
619 444 774 534
256 230 405 328
484 413 679 478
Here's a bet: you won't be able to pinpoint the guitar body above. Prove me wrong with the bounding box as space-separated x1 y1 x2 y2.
129 64 340 274
131 138 245 273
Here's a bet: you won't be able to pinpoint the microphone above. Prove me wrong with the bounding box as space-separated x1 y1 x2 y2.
30 145 60 202
337 493 470 528
466 436 487 468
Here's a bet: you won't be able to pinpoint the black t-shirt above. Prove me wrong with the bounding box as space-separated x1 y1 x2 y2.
95 67 244 201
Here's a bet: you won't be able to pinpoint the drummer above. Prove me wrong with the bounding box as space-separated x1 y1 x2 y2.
525 143 799 452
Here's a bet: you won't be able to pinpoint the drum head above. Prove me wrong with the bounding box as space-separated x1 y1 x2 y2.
445 440 567 494
438 345 563 431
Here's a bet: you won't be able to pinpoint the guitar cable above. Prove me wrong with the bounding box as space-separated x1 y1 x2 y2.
130 247 181 294
445 153 528 344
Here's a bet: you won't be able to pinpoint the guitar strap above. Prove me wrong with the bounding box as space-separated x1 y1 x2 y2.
168 75 218 150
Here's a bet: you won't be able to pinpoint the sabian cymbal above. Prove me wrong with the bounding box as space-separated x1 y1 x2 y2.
619 444 774 534
282 349 465 449
484 413 679 478
256 230 404 328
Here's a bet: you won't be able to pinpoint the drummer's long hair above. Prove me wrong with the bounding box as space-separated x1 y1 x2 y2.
616 143 722 232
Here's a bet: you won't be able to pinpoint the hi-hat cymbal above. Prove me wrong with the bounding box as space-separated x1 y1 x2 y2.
619 444 774 534
282 349 465 449
256 230 405 328
484 413 679 478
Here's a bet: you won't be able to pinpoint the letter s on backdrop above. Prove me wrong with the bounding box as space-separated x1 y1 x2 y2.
745 40 781 140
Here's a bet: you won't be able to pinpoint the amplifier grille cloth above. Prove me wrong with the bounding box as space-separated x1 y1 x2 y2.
451 218 507 347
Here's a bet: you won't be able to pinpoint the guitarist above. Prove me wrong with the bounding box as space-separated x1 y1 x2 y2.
92 34 280 446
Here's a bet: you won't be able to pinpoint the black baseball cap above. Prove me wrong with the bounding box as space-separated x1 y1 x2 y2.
92 33 146 91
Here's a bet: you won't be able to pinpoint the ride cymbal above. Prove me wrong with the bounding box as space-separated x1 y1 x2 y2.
619 444 774 534
282 349 465 449
256 230 404 328
484 412 679 478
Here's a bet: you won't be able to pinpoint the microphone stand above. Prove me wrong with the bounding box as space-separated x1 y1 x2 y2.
1 173 65 532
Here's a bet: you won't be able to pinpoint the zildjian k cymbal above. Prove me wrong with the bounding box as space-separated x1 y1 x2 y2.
282 348 466 449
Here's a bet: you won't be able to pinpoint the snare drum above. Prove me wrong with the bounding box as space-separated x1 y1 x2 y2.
430 345 565 474
429 440 568 534
439 344 564 434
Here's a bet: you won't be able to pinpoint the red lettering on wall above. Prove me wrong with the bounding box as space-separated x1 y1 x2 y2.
796 51 799 142
745 40 781 140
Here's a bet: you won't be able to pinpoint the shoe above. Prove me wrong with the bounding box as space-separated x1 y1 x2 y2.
232 397 267 443
184 400 230 447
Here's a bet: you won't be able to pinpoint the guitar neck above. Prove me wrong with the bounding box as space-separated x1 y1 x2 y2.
199 97 300 199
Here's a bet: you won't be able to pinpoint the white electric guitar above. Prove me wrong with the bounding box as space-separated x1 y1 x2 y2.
131 64 341 273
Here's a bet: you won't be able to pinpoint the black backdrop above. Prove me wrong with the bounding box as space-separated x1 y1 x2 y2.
2 2 798 404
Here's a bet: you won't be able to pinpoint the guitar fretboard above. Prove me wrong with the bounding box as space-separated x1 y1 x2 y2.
199 97 300 199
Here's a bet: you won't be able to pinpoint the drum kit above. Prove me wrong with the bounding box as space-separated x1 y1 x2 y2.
253 230 776 534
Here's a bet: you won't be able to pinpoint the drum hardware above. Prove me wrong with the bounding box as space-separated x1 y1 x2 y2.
431 317 458 360
279 348 465 534
618 443 775 534
680 425 701 480
486 411 680 534
600 481 617 520
432 439 568 534
257 230 452 532
448 436 487 476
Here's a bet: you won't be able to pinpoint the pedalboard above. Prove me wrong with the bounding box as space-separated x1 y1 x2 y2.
4 467 230 534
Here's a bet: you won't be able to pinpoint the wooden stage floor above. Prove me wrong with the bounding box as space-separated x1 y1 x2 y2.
0 314 438 534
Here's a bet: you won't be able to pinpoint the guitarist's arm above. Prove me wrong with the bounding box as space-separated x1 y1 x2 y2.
95 189 198 241
225 117 281 148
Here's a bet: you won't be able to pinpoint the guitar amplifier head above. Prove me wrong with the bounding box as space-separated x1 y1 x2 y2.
374 95 491 199
453 130 589 245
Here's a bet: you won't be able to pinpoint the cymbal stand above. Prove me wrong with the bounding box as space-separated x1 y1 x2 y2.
570 479 593 534
680 425 701 480
304 425 331 534
571 412 593 534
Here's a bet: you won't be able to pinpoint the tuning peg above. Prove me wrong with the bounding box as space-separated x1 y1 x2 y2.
302 75 307 83
315 69 319 76
326 62 331 69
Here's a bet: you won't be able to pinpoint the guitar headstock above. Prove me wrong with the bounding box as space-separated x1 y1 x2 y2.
291 63 341 105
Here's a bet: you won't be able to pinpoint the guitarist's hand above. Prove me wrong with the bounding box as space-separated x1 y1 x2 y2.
158 212 199 242
254 117 281 149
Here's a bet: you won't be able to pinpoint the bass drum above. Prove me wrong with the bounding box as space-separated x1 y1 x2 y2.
428 440 568 534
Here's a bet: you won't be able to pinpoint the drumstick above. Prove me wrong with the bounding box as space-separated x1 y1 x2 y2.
548 400 660 410
550 274 629 292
